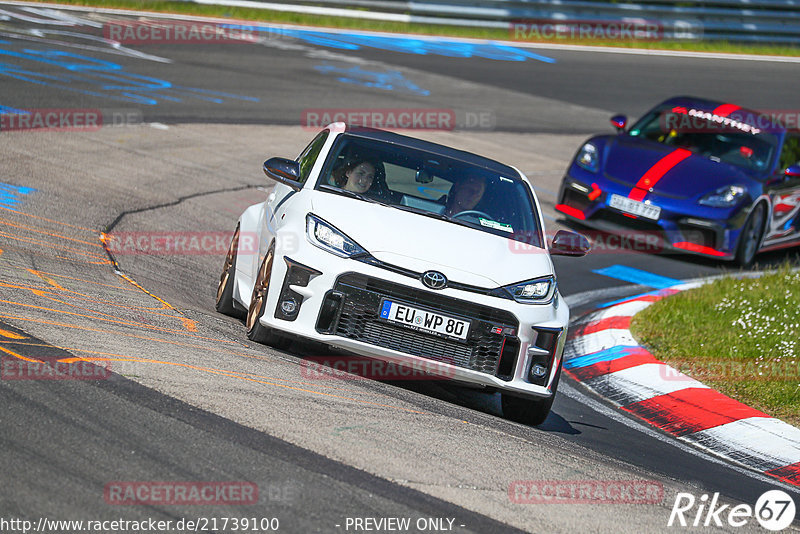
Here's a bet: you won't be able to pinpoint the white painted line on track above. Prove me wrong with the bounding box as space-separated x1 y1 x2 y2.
688 417 800 471
564 328 638 358
192 0 411 22
582 299 654 322
584 363 709 405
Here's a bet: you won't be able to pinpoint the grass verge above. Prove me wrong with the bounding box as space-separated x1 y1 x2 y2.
630 264 800 426
23 0 800 57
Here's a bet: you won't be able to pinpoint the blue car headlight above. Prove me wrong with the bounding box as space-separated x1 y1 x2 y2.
698 185 747 207
306 214 367 257
576 143 599 173
500 276 555 304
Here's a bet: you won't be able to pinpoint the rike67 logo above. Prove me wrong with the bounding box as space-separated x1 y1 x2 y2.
668 490 795 531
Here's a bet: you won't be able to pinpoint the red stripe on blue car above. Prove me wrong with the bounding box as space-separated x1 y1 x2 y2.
628 148 691 201
712 103 740 117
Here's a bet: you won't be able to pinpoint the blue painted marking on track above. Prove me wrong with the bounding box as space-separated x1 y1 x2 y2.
0 183 36 208
314 65 429 95
226 25 556 63
0 105 30 115
174 87 260 102
0 48 122 71
0 46 259 106
592 265 682 290
564 346 638 369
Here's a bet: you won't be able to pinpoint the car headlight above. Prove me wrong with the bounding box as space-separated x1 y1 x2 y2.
500 276 555 304
576 143 599 173
306 214 367 258
698 185 747 207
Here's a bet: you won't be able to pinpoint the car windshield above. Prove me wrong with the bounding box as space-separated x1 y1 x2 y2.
316 135 544 247
627 105 779 173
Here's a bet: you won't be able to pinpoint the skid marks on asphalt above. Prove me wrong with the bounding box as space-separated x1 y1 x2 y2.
0 203 430 415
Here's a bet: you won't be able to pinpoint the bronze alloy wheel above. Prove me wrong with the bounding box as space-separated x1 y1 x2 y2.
215 225 244 318
244 245 289 349
247 247 274 332
216 226 239 304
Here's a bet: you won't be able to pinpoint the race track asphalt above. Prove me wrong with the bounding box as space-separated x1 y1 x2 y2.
1 4 799 532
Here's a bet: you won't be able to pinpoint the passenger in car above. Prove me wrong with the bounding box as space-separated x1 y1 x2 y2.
332 158 377 193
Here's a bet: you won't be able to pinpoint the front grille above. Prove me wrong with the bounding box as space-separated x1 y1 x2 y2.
591 210 666 234
328 273 519 378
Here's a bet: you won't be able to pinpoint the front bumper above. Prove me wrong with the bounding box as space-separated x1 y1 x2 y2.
253 239 570 400
556 171 749 260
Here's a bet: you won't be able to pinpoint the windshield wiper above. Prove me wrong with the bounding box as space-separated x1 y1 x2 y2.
389 204 479 230
390 204 450 221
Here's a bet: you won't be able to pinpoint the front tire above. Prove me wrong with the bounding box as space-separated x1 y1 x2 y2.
216 225 245 318
501 363 561 426
735 202 766 267
246 246 291 349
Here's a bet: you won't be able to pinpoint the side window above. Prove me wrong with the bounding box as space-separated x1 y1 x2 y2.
297 130 329 184
778 134 800 171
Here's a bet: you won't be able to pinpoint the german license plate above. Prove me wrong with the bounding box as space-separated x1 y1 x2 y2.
609 194 661 220
379 299 470 341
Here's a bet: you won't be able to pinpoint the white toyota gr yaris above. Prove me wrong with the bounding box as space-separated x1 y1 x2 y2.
216 123 589 425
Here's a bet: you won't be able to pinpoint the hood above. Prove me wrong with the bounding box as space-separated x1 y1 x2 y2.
310 192 554 288
601 136 755 199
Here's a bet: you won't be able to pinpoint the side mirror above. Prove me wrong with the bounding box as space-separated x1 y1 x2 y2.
550 230 590 257
785 164 800 177
610 114 627 133
263 157 303 191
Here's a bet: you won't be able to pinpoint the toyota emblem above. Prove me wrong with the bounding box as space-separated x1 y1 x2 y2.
421 270 447 290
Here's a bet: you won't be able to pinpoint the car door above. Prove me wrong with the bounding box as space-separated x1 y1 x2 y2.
764 133 800 244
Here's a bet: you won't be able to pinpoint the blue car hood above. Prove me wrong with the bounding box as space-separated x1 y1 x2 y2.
602 136 755 199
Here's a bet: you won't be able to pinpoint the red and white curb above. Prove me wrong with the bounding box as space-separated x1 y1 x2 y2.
563 283 800 488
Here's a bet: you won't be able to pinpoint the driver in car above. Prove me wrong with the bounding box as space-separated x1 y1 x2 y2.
444 175 487 218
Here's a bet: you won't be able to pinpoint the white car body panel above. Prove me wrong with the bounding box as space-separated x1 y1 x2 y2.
227 125 580 404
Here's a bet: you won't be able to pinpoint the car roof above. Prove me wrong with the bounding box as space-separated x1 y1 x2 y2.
655 96 786 133
342 125 520 177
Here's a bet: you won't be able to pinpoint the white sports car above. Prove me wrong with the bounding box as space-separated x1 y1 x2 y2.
216 123 589 425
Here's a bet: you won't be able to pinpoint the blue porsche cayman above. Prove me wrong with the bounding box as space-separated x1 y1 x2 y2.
556 96 800 265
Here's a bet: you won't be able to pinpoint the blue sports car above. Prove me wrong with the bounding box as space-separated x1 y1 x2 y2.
556 96 800 265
